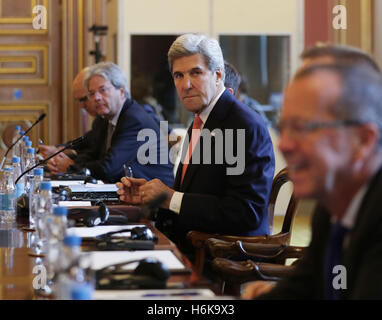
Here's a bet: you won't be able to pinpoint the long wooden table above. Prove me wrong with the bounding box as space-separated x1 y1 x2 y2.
0 206 214 300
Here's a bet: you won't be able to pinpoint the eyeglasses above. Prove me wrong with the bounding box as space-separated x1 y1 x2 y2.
75 96 88 104
275 119 366 139
88 86 113 99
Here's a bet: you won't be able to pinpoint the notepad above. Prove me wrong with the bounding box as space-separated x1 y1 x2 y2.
87 250 186 272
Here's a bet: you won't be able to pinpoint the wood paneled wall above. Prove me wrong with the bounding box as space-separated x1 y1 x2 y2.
0 0 107 158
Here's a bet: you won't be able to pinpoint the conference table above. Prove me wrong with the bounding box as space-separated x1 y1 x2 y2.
0 205 216 300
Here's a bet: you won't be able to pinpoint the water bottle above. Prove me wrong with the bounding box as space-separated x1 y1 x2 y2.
46 206 68 286
25 147 36 170
14 130 25 159
70 283 94 300
0 167 16 223
56 235 93 300
49 206 68 243
11 156 24 198
21 137 30 170
11 126 21 157
12 125 21 143
24 147 36 192
35 181 53 254
29 168 44 229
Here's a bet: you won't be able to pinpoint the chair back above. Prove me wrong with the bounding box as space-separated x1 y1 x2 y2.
268 168 296 228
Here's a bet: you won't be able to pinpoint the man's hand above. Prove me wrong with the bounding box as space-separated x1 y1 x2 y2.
116 177 147 205
48 153 74 175
139 179 175 209
116 177 174 209
39 144 59 158
241 281 275 299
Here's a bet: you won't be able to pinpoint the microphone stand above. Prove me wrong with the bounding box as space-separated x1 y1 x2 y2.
15 138 82 185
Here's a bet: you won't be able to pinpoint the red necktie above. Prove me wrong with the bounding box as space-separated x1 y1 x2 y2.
180 115 203 186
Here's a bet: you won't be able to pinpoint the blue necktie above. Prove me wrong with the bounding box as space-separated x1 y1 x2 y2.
324 221 349 300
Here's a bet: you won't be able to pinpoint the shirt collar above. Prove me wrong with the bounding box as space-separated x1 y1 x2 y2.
338 183 369 230
109 105 123 127
196 87 225 127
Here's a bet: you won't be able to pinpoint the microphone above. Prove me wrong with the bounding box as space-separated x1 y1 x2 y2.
14 135 86 185
62 135 86 148
0 113 46 170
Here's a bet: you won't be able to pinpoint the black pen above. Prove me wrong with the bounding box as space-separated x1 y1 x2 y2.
142 292 200 297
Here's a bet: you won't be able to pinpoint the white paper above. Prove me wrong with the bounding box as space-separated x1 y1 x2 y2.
67 225 145 239
69 183 118 193
88 250 186 271
50 180 104 187
58 201 92 207
93 288 216 300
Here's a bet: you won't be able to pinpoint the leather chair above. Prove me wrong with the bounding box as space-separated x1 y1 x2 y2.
186 167 298 275
209 241 306 295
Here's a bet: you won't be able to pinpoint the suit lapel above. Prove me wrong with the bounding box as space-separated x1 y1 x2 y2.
342 166 382 297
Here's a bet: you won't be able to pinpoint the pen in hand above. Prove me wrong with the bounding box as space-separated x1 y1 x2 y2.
36 139 44 154
123 163 136 197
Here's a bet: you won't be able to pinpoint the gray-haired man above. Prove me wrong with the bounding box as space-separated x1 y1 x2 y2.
117 34 275 254
79 62 174 185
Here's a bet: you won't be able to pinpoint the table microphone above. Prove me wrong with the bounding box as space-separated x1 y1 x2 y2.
0 113 46 170
14 135 86 185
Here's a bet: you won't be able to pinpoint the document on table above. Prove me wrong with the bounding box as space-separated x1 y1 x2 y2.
93 288 219 300
69 183 118 193
87 250 187 272
58 201 92 207
67 225 146 239
50 180 104 187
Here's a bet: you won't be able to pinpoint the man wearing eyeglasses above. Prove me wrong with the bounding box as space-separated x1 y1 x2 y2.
76 62 174 185
243 63 382 300
39 67 108 173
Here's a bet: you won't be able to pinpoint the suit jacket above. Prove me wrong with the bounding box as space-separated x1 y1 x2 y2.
156 89 275 248
86 98 174 185
260 167 382 300
72 115 108 166
142 103 173 134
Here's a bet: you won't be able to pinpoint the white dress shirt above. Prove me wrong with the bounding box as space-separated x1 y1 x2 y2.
169 87 226 214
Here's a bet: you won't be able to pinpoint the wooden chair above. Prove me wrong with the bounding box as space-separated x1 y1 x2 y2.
207 239 305 265
209 241 306 295
186 167 298 275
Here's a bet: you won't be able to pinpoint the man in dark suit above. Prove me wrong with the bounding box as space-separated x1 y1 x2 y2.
243 63 382 300
117 33 275 250
78 62 174 185
39 67 108 173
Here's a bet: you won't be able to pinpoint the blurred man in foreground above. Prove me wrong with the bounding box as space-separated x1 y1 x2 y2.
243 63 382 300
